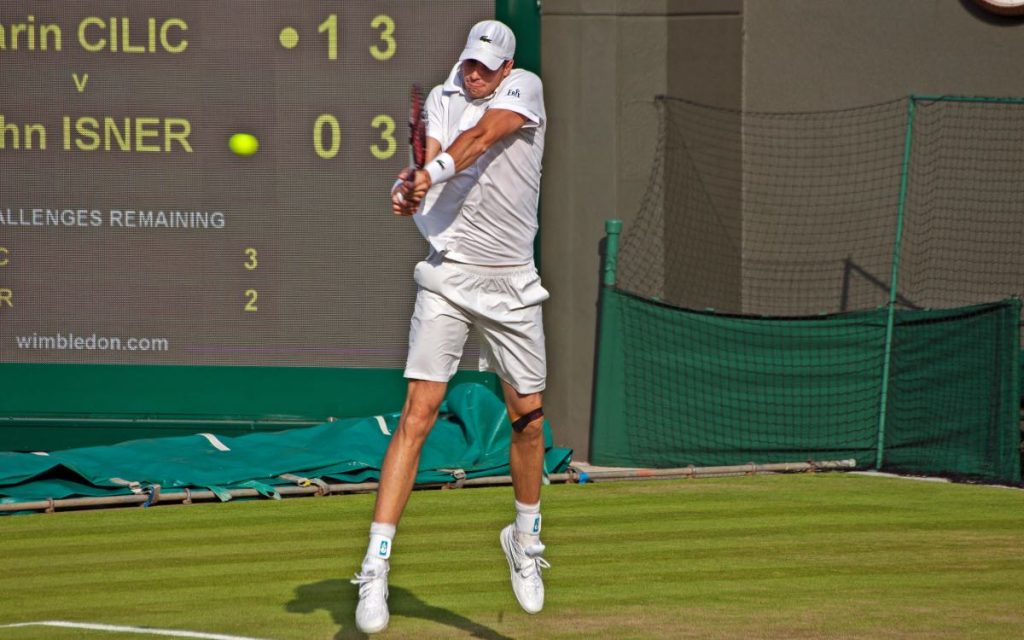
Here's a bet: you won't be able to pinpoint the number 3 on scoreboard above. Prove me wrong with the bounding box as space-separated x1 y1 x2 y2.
371 115 396 160
369 15 396 61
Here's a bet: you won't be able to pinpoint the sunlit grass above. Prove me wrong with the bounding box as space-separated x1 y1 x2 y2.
1 473 1022 639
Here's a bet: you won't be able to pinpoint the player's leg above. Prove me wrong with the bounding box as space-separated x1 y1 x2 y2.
353 272 469 634
353 380 447 635
504 382 545 508
442 260 551 614
468 264 550 615
476 327 547 556
373 379 448 525
366 279 469 537
498 382 549 614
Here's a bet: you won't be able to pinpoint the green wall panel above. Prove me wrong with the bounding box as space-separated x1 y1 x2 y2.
0 364 499 451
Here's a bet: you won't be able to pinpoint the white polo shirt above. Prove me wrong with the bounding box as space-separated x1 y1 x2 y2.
413 63 546 266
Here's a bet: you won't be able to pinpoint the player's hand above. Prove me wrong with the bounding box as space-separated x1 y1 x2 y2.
391 188 412 216
403 170 433 208
391 167 418 216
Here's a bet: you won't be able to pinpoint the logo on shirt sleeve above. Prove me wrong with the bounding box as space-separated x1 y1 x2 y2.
506 88 521 98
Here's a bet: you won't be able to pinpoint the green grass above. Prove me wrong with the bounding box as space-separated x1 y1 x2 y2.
1 473 1023 639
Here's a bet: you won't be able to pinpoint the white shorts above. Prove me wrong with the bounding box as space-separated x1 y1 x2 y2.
404 254 549 394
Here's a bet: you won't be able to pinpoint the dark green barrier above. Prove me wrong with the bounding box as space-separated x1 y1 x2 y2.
592 289 1020 484
0 365 499 451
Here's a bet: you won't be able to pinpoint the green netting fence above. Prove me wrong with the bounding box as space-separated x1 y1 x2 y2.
592 95 1023 484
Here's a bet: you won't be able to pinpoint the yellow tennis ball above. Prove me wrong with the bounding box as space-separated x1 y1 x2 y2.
229 133 259 156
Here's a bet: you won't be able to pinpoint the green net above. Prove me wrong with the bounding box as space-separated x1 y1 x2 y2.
594 292 1019 483
900 98 1024 314
618 98 909 315
884 302 1020 480
594 96 1023 484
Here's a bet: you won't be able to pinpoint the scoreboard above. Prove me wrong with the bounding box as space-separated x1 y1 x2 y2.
0 1 539 448
0 1 495 370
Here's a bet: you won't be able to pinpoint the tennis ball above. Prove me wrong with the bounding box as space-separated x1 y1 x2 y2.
229 133 259 156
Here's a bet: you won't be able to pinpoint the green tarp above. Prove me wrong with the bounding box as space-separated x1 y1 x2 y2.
0 383 572 506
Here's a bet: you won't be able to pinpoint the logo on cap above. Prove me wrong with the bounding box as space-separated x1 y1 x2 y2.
480 35 493 43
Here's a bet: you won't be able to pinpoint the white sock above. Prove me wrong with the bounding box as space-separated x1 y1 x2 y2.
514 500 541 545
364 522 396 571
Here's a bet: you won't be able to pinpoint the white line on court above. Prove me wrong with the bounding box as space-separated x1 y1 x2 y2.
0 621 272 640
849 470 951 483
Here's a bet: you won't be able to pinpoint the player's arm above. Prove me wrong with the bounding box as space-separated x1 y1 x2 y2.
424 137 442 164
405 108 528 204
445 108 527 171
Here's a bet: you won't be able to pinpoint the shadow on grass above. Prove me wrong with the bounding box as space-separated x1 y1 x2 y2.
286 579 513 640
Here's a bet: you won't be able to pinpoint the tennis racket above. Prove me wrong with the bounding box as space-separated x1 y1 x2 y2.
409 83 427 170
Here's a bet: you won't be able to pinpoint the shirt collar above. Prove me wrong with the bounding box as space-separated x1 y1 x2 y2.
442 62 464 95
442 62 504 102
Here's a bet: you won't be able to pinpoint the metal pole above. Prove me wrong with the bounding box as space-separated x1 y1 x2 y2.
604 219 623 287
911 94 1024 105
875 96 916 470
0 460 857 514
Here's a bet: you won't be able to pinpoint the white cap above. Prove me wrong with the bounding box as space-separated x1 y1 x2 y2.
458 20 516 70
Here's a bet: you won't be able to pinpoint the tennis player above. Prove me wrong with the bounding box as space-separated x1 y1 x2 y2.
351 19 549 634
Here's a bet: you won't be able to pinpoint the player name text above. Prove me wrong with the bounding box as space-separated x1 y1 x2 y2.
0 16 188 53
0 115 192 153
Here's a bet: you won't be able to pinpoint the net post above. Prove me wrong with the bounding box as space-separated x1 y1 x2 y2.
590 219 628 465
603 219 623 287
875 96 917 470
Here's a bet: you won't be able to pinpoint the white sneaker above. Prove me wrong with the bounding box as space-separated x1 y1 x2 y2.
351 559 390 634
500 524 550 614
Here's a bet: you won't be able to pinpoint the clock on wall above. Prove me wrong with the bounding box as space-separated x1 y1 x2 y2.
973 0 1024 15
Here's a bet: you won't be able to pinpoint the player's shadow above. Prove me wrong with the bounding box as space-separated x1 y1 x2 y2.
286 579 514 640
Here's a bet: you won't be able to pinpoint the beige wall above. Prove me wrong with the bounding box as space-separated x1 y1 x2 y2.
744 0 1024 111
540 0 742 460
540 0 1024 461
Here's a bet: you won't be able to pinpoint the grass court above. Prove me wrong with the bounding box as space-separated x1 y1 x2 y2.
2 473 1024 639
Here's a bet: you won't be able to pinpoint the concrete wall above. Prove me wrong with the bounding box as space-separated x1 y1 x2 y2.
744 0 1024 111
539 0 1024 462
540 0 742 460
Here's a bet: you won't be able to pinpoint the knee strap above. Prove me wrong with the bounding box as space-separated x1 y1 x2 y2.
511 407 544 432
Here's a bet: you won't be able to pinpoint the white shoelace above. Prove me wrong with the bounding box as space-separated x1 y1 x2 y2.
351 569 389 601
515 539 552 579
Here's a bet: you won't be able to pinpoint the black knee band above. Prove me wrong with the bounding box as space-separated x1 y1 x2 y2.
512 407 544 432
